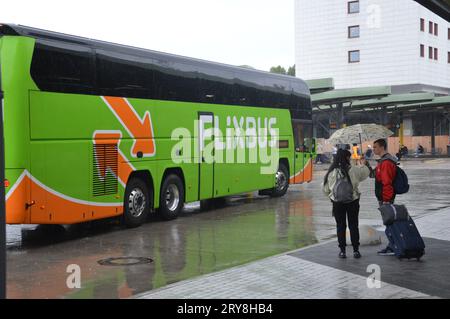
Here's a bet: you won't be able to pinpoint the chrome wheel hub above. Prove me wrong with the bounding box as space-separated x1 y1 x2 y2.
275 170 287 192
165 184 180 212
128 188 146 218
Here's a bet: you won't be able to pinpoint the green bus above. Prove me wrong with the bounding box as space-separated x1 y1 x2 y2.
0 24 314 227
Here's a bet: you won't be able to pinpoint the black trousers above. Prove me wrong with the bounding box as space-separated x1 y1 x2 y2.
332 199 360 251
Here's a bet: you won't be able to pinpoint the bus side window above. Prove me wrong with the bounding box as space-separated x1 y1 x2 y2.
31 40 95 94
96 50 154 99
152 59 199 102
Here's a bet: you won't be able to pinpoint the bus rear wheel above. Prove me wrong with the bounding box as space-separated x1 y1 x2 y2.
270 163 289 197
158 174 184 220
123 178 151 228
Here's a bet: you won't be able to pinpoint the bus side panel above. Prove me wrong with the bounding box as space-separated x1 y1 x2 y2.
29 92 124 224
29 140 123 224
2 37 37 170
2 37 38 224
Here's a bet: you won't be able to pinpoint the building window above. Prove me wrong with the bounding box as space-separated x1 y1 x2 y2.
348 1 359 14
434 23 438 36
448 28 450 40
429 46 433 59
420 18 425 32
448 52 450 64
348 25 360 38
429 21 433 34
348 50 360 63
434 48 438 60
420 44 425 57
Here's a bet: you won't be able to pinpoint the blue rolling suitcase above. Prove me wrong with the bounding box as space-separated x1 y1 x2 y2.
385 216 425 260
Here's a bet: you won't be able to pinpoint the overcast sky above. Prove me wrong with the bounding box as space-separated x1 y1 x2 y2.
1 0 295 71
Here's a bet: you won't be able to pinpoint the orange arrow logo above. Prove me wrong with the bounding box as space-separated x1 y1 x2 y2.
102 96 156 157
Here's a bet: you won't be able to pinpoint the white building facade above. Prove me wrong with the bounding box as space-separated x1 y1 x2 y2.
295 0 450 94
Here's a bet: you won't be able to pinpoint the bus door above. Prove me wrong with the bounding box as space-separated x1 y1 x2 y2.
198 113 214 199
303 145 313 183
292 120 313 184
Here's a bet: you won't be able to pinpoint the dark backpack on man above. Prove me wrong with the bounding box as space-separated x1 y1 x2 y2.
381 158 409 194
393 165 409 194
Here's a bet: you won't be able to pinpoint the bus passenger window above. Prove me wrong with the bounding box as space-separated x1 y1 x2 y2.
31 40 95 94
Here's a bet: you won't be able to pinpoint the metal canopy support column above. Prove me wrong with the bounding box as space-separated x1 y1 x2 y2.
380 106 388 126
399 112 404 146
431 112 436 155
315 116 331 138
337 102 344 129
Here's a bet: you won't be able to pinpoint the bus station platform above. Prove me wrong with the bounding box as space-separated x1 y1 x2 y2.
136 207 450 299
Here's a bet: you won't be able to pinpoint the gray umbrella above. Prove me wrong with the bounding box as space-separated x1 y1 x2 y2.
327 124 394 145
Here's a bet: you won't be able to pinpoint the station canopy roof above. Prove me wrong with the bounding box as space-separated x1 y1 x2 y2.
306 79 450 113
394 95 450 110
311 86 391 105
351 93 435 108
305 78 334 94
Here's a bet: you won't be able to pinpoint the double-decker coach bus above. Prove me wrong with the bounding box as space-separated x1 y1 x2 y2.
0 24 314 227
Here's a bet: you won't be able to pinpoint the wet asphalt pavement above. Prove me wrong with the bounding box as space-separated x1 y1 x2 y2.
6 159 450 298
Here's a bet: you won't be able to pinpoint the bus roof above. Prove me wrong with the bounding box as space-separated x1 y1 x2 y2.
0 23 310 97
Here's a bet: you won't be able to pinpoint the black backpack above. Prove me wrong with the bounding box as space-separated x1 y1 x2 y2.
382 159 409 194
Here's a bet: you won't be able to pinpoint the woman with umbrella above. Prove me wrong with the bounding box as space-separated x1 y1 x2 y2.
322 149 370 259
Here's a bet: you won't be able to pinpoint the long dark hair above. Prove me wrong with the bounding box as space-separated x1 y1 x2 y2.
324 149 352 185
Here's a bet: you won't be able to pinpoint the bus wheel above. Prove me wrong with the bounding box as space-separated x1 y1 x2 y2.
123 178 151 228
270 163 289 197
158 174 184 220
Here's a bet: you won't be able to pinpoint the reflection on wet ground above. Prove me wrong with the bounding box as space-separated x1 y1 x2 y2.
6 160 450 298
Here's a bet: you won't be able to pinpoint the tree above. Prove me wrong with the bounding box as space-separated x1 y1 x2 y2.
270 65 296 76
287 65 296 76
269 66 287 75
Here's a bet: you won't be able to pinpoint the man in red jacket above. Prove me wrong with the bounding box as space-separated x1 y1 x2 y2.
372 138 398 256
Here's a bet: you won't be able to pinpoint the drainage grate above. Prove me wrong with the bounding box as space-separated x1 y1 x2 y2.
98 257 153 266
